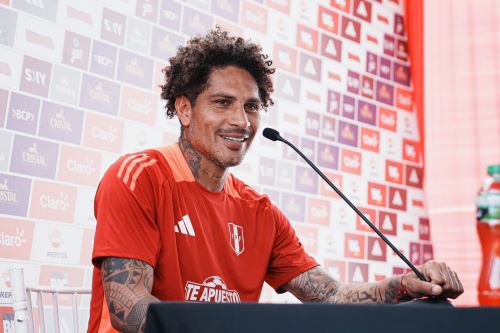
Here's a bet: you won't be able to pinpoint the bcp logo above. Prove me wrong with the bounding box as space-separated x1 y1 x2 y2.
344 233 365 259
356 207 376 233
367 182 386 207
385 160 404 184
273 43 297 73
296 24 318 53
318 6 338 34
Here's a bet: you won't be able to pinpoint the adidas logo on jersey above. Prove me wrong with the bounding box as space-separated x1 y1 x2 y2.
175 215 196 236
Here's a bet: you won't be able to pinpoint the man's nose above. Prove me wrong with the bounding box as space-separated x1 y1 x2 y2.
229 105 250 128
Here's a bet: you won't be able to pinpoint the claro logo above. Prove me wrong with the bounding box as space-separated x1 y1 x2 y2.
0 227 26 248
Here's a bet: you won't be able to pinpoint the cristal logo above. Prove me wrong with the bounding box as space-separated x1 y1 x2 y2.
185 276 240 303
40 192 70 211
67 158 95 175
91 125 118 142
0 179 17 203
22 143 47 166
0 227 26 248
125 58 144 78
90 82 110 102
50 110 72 131
128 97 151 115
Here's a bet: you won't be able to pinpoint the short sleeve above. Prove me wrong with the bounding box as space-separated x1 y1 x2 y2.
92 153 161 268
265 204 319 293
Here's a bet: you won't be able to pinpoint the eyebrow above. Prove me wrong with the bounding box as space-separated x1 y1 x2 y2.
209 93 261 104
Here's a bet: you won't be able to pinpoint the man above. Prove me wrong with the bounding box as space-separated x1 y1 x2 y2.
88 28 463 333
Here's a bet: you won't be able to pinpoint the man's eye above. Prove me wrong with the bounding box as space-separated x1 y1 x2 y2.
215 99 228 106
245 104 260 112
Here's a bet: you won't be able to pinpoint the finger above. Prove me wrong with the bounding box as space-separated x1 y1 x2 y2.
447 270 464 299
441 266 456 297
422 261 446 286
405 277 442 297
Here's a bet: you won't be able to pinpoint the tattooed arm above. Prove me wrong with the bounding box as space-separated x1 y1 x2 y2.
282 266 410 304
101 257 160 333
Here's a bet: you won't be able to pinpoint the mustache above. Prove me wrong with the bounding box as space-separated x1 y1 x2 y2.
217 129 252 137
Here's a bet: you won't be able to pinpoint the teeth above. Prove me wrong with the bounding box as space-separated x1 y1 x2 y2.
223 136 245 142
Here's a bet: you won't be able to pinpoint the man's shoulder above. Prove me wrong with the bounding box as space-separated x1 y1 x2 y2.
226 173 271 203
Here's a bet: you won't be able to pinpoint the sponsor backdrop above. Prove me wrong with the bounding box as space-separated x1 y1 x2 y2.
0 0 428 330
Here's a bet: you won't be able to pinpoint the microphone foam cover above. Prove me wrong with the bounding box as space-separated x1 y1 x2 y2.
262 128 280 141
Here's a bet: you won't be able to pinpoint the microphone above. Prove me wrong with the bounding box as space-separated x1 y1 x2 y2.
262 127 427 282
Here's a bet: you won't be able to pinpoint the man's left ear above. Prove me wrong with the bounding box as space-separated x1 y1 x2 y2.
175 95 192 127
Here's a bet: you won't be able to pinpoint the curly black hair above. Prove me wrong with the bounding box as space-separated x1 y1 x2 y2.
161 27 275 118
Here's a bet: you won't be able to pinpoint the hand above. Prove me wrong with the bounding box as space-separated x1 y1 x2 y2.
402 260 464 299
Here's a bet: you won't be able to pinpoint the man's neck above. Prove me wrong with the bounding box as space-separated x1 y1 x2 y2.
178 137 227 192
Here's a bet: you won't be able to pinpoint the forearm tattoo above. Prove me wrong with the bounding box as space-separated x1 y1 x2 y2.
283 266 408 304
101 257 159 333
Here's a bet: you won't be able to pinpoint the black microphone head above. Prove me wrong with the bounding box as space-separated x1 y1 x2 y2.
262 128 281 141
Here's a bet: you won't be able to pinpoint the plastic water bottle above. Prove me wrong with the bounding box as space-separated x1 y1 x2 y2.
477 164 500 305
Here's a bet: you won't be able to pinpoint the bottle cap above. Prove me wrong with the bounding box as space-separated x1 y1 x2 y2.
487 164 500 175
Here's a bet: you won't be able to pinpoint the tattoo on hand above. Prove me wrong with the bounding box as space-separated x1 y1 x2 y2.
102 258 158 333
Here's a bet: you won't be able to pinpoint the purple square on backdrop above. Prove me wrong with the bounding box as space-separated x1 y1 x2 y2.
80 74 120 115
159 0 182 30
258 156 275 187
62 31 91 71
295 165 318 194
90 40 117 78
151 27 185 61
211 0 240 22
0 89 9 128
281 192 305 222
394 63 411 86
136 0 159 22
10 135 59 179
116 49 154 90
366 52 378 75
38 101 84 144
101 8 126 46
338 120 358 147
317 142 338 170
182 6 213 37
347 70 359 95
383 34 395 57
0 173 31 217
379 57 392 80
321 116 336 141
342 95 355 119
300 137 316 164
6 92 40 134
299 53 322 82
326 90 340 115
305 111 320 137
376 81 394 106
357 100 377 126
19 56 52 98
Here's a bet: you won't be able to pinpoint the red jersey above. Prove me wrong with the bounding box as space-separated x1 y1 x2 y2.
88 144 318 332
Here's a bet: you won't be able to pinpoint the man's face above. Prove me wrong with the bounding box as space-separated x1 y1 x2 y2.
178 66 261 170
